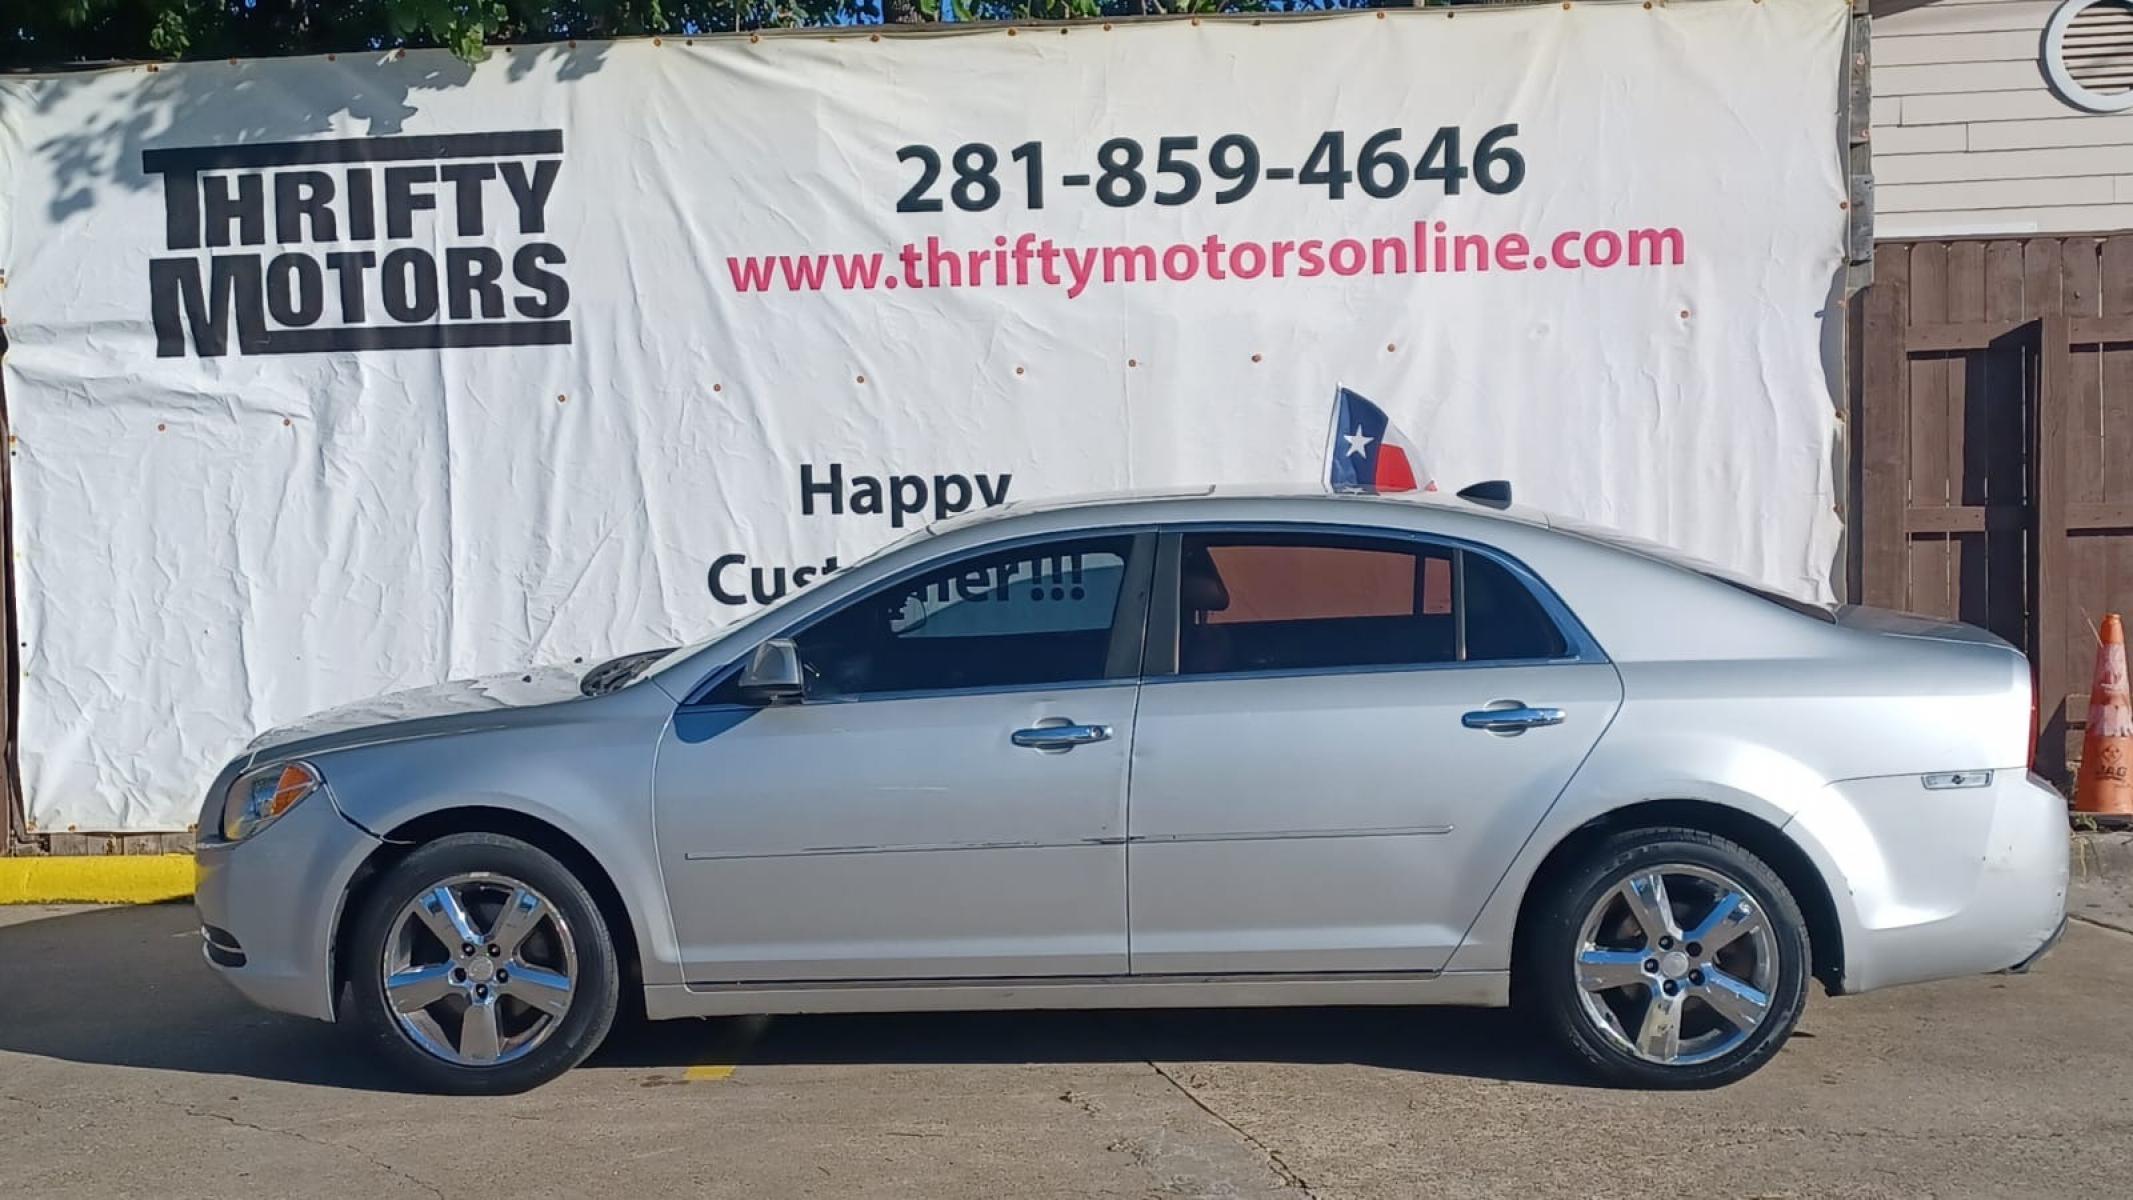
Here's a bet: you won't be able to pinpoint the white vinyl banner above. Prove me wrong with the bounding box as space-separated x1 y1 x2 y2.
0 1 1850 833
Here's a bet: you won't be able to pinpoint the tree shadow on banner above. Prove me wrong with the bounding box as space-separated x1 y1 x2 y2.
21 41 610 227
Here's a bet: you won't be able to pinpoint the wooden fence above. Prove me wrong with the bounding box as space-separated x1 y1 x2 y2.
1852 236 2133 782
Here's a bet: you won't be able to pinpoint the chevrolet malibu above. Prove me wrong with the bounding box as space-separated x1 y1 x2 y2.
194 487 2068 1093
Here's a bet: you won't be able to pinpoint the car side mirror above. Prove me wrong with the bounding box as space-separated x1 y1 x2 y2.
736 638 805 704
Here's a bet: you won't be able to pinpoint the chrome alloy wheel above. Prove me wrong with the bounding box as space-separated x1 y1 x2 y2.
1573 864 1778 1066
381 873 578 1067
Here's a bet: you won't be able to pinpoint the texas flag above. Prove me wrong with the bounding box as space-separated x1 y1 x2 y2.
1326 387 1434 494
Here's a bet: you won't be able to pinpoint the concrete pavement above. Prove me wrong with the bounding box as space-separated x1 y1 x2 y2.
4 901 2132 1199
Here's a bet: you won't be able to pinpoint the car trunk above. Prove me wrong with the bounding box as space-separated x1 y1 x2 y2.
1835 606 2016 651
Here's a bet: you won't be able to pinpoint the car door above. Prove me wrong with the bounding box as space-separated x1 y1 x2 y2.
654 530 1153 983
1126 526 1622 975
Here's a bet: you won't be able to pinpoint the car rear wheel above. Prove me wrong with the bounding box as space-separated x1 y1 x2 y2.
347 833 619 1094
1524 826 1811 1088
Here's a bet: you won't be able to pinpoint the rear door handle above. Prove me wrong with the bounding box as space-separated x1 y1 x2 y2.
1011 723 1112 751
1461 705 1566 733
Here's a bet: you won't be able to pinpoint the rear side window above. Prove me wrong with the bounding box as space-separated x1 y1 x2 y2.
1462 553 1569 661
1176 533 1567 676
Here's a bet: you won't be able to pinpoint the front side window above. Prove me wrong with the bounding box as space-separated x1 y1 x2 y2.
792 534 1137 698
1176 532 1568 676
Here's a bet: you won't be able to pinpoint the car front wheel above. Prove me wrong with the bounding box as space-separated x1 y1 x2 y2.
1525 826 1811 1089
346 832 619 1094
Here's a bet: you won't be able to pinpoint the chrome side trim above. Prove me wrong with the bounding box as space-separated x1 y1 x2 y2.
682 825 1452 861
1126 824 1454 844
644 969 1513 1018
681 676 1128 713
685 838 1129 861
1139 656 1592 689
687 967 1455 992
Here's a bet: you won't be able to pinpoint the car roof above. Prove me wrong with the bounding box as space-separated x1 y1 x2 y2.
927 483 1552 537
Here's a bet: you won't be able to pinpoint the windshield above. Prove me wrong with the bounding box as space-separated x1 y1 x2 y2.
1549 517 1838 623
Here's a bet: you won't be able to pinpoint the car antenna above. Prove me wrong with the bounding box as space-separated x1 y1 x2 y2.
1456 480 1513 510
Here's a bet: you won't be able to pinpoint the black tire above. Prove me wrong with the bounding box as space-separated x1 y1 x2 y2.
345 832 620 1095
1521 826 1811 1089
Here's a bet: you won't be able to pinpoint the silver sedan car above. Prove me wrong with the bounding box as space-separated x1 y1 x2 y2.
194 486 2069 1093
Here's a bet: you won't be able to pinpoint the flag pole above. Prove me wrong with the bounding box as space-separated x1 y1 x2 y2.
1324 384 1344 490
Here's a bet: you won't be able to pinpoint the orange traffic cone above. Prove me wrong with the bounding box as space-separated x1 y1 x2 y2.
2075 613 2133 818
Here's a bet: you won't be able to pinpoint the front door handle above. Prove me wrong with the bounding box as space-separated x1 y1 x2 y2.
1461 705 1566 733
1011 723 1112 751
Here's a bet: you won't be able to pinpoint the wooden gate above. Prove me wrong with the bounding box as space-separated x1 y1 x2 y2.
1853 237 2133 783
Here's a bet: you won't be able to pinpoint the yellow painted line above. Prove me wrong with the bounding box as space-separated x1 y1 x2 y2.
0 854 193 904
683 1065 735 1082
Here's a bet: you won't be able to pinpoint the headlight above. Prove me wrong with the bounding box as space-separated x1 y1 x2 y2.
222 761 323 842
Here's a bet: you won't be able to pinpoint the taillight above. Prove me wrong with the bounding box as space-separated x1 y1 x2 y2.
2029 663 2041 773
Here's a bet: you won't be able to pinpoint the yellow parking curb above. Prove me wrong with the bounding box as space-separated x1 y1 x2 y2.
0 854 194 904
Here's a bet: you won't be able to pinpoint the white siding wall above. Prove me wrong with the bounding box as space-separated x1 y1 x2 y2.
1873 0 2133 237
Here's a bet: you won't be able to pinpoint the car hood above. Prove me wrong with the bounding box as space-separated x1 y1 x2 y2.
243 664 587 759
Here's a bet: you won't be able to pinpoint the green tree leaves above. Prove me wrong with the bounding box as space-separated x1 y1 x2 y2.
5 1 1404 70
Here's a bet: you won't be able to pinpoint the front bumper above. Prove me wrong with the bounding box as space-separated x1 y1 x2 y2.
193 785 384 1022
1799 770 2069 994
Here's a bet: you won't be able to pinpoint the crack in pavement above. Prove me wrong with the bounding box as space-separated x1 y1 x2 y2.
0 1091 65 1115
167 1101 447 1200
2072 914 2133 939
1147 1062 1316 1197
